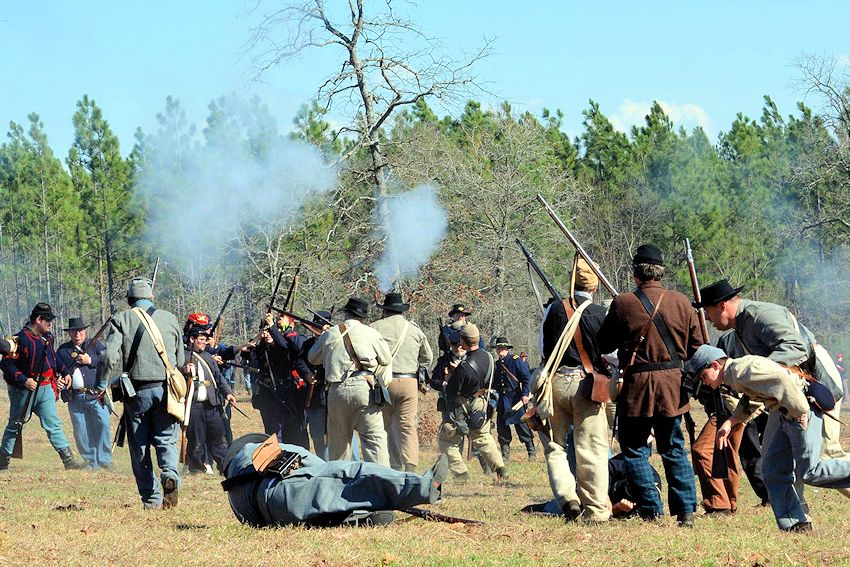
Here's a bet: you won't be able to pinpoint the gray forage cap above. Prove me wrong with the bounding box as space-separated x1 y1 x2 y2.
127 277 154 299
686 344 727 375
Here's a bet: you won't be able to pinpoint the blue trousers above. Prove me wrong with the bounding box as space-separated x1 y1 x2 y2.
618 414 696 518
68 392 112 468
126 385 180 507
762 410 850 529
3 384 71 455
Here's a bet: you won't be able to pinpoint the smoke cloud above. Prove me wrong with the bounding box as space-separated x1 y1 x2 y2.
375 184 448 291
135 95 338 272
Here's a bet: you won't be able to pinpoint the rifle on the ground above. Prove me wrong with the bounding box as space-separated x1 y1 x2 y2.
536 194 619 297
12 337 49 459
210 286 236 337
516 238 563 302
400 507 485 525
685 238 723 470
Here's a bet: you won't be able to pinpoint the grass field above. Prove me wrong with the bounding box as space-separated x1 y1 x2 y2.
1 387 850 566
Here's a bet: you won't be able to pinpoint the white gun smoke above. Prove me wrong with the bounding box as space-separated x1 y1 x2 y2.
135 96 338 272
375 184 448 291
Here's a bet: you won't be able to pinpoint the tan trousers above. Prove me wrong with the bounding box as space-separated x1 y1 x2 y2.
382 377 420 469
692 415 744 511
327 376 390 466
438 397 504 477
542 371 610 521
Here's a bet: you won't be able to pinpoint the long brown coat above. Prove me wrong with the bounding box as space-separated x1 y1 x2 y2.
597 280 704 417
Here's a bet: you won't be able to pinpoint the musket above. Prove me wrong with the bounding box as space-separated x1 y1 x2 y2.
210 286 236 337
227 361 261 374
151 256 161 292
67 317 113 371
536 194 619 297
306 309 333 327
280 263 302 314
269 306 324 336
12 336 49 459
684 239 717 466
400 507 485 526
516 238 563 302
686 239 710 343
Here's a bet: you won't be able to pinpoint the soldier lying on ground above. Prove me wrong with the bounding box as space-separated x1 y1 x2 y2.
521 453 662 519
222 433 449 527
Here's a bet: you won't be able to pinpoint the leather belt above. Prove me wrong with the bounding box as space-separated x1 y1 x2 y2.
73 388 100 395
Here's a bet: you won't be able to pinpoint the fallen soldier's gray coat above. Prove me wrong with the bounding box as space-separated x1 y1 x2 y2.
223 440 440 526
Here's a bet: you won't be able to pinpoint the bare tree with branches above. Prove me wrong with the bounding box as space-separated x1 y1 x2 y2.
247 0 492 200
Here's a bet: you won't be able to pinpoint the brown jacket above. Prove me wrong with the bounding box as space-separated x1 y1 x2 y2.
597 280 704 417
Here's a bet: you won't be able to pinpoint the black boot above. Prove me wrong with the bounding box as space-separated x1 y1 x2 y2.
525 441 537 461
0 451 10 471
500 444 511 462
58 448 84 470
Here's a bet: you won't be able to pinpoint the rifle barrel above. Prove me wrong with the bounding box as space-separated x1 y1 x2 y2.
515 238 563 302
211 286 236 335
686 238 711 342
536 194 618 297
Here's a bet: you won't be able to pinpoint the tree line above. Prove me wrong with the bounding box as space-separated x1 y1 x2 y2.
2 77 849 358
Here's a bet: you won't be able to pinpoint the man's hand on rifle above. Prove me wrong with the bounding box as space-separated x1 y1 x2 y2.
57 374 72 390
23 377 38 391
212 355 224 365
182 362 195 376
75 352 92 366
521 395 530 405
225 393 237 407
264 312 274 328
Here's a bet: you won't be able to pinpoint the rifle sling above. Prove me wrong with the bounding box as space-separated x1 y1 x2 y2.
634 289 681 366
338 323 363 373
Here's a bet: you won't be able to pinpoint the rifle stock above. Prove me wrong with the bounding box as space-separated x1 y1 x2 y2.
210 286 236 337
12 336 49 459
536 194 619 297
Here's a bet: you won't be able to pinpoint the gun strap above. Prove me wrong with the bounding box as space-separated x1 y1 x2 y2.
390 320 410 360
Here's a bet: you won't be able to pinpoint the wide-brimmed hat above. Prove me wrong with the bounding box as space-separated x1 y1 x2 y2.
377 292 409 313
493 336 512 349
30 302 56 322
448 303 472 317
312 310 333 324
341 297 369 319
693 279 744 309
64 317 89 332
632 244 664 267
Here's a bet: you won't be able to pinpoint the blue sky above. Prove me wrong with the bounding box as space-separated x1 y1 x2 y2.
2 1 849 156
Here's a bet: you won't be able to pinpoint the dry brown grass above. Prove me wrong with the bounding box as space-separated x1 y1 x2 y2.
2 388 850 566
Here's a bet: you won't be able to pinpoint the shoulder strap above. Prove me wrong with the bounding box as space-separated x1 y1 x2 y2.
634 289 680 364
563 298 596 375
391 320 410 359
338 323 362 371
125 307 155 372
132 307 176 373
